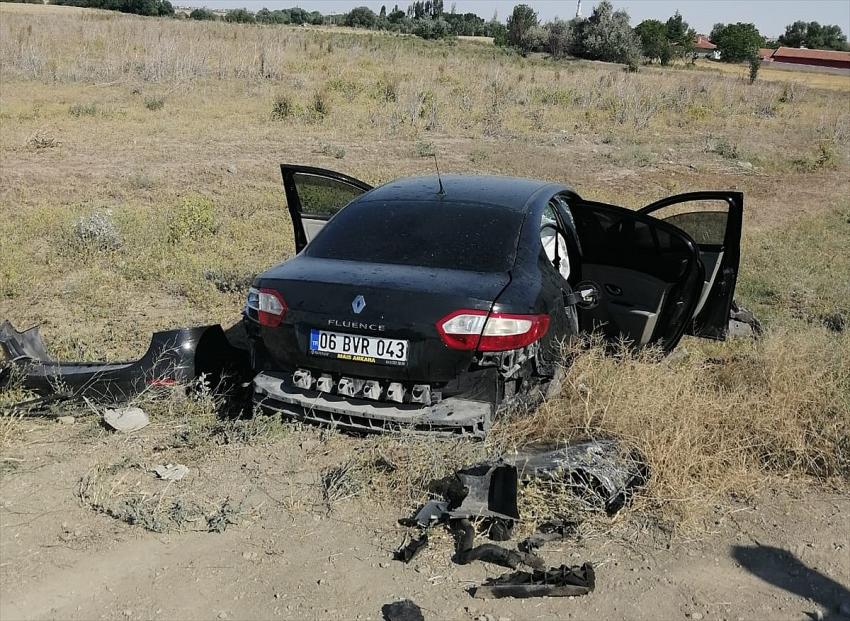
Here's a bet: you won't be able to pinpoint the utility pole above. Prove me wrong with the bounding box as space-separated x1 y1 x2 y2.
575 0 582 19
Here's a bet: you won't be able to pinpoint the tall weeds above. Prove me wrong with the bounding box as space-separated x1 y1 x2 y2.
493 330 850 522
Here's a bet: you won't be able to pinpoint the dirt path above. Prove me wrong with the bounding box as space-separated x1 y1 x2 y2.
2 419 848 621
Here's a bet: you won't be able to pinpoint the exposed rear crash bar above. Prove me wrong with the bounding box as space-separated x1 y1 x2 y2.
1 321 248 403
253 371 492 438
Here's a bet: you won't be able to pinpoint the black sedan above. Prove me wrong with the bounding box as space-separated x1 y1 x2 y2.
245 165 743 437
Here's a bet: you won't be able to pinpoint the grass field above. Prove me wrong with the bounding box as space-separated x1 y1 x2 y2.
1 3 848 525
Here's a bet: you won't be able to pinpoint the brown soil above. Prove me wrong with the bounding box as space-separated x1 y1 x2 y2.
2 419 848 621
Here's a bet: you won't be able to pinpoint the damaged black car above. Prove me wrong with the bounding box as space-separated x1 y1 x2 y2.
247 165 744 437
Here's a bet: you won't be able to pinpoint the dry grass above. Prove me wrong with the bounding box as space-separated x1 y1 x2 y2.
693 58 850 93
1 4 849 527
492 330 849 524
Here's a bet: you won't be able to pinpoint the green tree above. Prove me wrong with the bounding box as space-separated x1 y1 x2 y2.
188 7 216 20
665 11 695 59
224 8 255 23
346 6 377 28
710 22 764 63
634 19 669 64
546 18 575 59
506 4 538 54
577 0 642 65
748 54 761 83
388 5 405 22
778 20 848 50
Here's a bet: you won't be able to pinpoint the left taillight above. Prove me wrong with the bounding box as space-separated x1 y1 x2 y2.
246 287 287 327
436 310 550 352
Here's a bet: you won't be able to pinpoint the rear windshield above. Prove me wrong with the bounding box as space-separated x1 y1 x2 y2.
305 200 523 272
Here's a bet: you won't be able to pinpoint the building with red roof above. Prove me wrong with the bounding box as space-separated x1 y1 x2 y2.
770 47 850 70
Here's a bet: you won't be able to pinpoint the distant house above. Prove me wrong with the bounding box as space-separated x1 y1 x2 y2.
693 34 720 60
758 48 777 61
770 47 850 70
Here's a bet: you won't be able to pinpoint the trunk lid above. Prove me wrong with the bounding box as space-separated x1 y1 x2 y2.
252 256 510 383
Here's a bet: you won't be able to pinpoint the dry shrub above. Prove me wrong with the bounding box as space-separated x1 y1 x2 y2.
318 434 485 512
492 330 849 524
26 129 59 149
79 459 244 533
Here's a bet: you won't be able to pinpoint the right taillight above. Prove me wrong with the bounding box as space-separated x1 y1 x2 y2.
437 310 549 352
247 287 287 327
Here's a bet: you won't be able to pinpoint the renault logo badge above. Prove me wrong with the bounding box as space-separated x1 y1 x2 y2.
352 295 366 314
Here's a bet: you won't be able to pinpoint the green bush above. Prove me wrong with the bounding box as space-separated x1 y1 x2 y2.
144 96 165 111
168 196 218 243
311 89 331 117
271 94 293 120
69 103 99 117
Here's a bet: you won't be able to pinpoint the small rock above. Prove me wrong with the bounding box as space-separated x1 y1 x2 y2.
379 562 390 568
814 609 824 621
103 406 149 433
226 164 237 174
299 439 319 452
687 614 703 621
218 612 228 620
152 464 189 481
56 416 75 425
736 160 753 170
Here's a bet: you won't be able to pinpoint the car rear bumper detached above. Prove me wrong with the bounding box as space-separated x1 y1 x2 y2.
253 371 492 438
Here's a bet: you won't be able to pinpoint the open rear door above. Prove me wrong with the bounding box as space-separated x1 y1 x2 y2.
280 165 373 252
639 192 743 340
569 200 705 353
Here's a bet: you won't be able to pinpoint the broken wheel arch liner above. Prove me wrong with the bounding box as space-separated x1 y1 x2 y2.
0 321 248 403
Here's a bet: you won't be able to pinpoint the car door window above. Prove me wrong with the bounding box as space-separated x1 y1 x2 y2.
292 172 368 218
280 165 373 252
540 202 571 282
639 192 743 339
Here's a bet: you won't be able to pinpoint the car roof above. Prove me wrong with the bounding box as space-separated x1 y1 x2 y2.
357 175 571 211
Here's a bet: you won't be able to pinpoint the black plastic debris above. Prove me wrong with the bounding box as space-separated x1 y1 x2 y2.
453 518 543 570
394 532 429 563
433 460 520 522
471 562 596 599
518 519 579 553
399 500 449 529
0 321 250 405
381 599 425 621
509 439 647 515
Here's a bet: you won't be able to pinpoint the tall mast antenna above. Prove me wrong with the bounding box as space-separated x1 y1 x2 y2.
576 0 582 19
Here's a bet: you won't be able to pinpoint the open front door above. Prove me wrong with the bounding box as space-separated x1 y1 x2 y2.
569 200 705 353
639 192 743 340
280 165 373 252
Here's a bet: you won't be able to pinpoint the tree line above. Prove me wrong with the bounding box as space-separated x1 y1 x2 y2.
9 0 847 59
47 0 174 16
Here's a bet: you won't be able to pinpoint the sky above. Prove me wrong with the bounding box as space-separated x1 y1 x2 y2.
175 0 850 38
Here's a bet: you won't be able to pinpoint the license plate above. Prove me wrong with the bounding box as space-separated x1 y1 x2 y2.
309 329 408 366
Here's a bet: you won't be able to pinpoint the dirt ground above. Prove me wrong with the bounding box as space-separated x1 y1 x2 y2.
1 5 848 620
2 418 848 621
